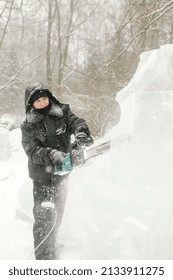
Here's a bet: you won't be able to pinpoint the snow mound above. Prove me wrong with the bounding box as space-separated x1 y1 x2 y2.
59 44 173 259
0 128 11 161
0 128 12 180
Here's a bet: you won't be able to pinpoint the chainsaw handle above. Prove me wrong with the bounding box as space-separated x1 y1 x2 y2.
54 153 73 175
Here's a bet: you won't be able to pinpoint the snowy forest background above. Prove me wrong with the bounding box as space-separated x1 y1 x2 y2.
1 0 173 136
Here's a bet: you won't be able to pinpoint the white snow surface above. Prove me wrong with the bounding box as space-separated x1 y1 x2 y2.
1 44 173 260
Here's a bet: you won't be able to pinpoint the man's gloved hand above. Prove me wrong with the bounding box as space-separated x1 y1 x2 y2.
49 149 66 165
75 132 94 148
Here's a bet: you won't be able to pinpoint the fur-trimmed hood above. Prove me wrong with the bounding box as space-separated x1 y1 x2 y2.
25 83 63 123
25 83 53 110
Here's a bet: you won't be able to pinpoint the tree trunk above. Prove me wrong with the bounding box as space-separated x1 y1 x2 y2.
46 0 52 89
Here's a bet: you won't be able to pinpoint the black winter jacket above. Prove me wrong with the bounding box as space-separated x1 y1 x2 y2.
21 83 91 181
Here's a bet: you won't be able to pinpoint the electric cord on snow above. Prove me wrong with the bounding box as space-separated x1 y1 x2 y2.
27 208 57 260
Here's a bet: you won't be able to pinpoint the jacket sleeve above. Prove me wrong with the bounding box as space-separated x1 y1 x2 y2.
67 107 91 136
21 123 52 166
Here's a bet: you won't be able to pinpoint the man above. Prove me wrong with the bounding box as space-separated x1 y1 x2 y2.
21 83 93 259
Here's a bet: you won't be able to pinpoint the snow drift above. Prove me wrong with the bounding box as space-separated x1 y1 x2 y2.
1 44 173 260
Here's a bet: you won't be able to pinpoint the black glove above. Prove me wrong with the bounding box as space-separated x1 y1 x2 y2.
49 149 66 165
75 132 94 148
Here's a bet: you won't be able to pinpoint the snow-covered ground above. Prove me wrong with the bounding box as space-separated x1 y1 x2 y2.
1 44 173 260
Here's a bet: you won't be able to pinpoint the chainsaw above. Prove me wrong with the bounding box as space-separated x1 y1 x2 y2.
54 140 111 175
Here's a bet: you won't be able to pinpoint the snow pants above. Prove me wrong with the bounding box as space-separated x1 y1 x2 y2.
32 175 68 260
